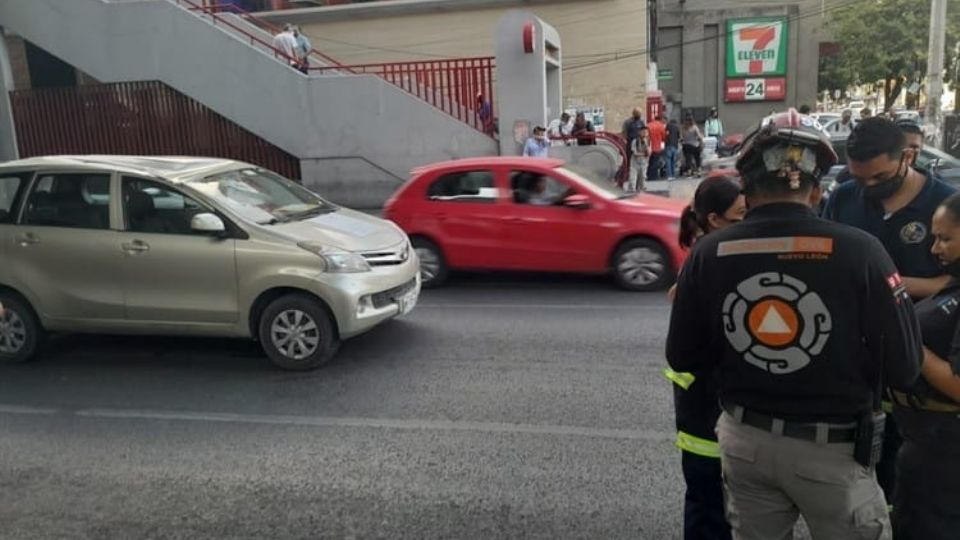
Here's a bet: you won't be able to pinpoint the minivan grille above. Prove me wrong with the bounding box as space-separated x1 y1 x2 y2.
361 243 409 267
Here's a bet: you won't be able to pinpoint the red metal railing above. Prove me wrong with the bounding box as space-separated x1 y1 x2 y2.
174 0 495 135
9 81 302 180
313 58 496 133
176 0 344 69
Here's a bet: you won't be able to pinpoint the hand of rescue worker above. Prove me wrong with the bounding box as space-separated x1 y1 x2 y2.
667 284 677 302
903 275 953 300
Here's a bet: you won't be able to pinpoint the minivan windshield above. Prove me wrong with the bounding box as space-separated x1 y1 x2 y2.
189 168 335 225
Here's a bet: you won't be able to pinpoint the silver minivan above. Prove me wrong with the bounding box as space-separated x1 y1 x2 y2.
0 156 420 370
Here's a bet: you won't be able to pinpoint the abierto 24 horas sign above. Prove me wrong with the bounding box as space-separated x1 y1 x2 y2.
724 17 788 103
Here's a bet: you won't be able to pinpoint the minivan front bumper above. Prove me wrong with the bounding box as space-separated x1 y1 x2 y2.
312 252 421 339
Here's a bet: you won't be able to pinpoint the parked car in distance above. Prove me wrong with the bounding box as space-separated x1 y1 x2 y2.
385 157 689 291
0 156 420 370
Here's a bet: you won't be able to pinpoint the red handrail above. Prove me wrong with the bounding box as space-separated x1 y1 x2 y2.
171 0 494 135
175 0 345 68
313 57 496 133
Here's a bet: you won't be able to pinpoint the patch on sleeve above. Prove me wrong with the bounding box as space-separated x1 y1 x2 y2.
887 272 908 302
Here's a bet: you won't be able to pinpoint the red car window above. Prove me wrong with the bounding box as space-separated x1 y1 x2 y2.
426 171 496 203
509 170 576 206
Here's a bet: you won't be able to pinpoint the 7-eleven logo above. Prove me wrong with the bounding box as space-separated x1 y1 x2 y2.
731 20 785 76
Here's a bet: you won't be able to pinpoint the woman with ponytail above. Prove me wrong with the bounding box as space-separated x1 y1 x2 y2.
666 174 745 540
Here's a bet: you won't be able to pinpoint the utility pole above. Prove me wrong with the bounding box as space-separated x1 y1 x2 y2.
924 0 947 149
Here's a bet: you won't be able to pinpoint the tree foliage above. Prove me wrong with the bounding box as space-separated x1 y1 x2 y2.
819 0 960 108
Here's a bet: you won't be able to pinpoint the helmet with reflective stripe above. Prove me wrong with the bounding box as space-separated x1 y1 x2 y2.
736 108 838 189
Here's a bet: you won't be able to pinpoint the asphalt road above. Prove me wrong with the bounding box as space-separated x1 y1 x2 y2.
0 273 695 540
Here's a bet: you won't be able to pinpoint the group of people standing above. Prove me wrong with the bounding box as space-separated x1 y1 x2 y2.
666 109 960 540
272 24 312 74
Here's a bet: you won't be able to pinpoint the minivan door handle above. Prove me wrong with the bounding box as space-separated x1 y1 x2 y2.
121 240 150 254
16 233 40 247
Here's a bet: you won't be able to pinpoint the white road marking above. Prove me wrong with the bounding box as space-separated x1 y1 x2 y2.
0 404 671 442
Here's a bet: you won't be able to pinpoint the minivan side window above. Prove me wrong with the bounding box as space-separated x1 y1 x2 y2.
0 173 31 224
21 173 112 230
122 177 209 235
427 171 497 203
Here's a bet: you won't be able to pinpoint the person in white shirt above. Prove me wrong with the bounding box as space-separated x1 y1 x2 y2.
704 108 724 139
272 25 299 69
830 110 855 135
547 113 573 146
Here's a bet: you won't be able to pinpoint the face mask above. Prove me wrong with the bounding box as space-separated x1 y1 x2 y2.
942 259 960 278
861 156 907 201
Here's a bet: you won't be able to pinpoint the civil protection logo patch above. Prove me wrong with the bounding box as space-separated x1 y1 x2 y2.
722 272 832 375
900 221 927 244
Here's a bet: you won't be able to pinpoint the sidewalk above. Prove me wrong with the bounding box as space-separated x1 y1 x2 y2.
644 176 702 200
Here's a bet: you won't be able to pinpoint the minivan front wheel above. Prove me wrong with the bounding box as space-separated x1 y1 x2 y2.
258 294 340 371
0 293 41 364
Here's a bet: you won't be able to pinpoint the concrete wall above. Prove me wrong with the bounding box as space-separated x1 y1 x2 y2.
263 0 650 131
656 0 825 135
0 0 496 207
0 31 19 162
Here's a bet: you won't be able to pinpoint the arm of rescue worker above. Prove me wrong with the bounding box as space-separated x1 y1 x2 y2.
902 275 952 300
864 246 923 390
665 255 710 372
921 347 960 403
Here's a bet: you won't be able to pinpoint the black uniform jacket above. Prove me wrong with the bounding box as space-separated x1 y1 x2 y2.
666 202 922 423
896 279 960 452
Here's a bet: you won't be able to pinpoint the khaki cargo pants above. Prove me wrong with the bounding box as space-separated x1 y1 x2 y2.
717 412 890 540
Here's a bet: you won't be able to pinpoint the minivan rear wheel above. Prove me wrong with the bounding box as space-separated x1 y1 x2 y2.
0 293 42 364
258 294 340 371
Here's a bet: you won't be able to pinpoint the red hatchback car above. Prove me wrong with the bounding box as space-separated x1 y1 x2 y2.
385 157 688 291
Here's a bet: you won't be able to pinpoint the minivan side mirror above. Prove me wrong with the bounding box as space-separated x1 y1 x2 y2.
191 213 226 234
563 194 592 210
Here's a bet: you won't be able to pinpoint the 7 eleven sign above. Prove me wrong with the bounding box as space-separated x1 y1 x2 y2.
726 17 788 78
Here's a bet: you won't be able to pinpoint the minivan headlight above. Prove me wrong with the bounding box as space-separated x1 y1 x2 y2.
298 243 371 273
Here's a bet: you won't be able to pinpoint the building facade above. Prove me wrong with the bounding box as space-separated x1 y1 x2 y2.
654 0 826 135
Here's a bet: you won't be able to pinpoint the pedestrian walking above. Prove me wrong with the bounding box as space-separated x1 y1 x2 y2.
681 116 703 176
830 110 855 135
704 108 724 140
666 108 923 540
823 117 956 502
665 118 681 179
522 126 550 158
622 108 646 172
547 112 572 145
293 26 311 74
629 127 651 192
888 192 960 540
272 24 299 69
477 94 494 135
646 115 667 181
571 113 596 146
667 174 746 540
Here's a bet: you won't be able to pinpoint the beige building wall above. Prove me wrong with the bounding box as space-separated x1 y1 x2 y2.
279 0 648 131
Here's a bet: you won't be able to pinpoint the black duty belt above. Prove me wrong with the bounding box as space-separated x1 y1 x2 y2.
723 403 857 444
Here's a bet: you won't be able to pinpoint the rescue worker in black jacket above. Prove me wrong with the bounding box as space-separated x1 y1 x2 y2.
666 108 923 539
891 192 960 540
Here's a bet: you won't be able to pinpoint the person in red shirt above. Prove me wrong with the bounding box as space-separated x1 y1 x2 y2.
646 115 667 180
